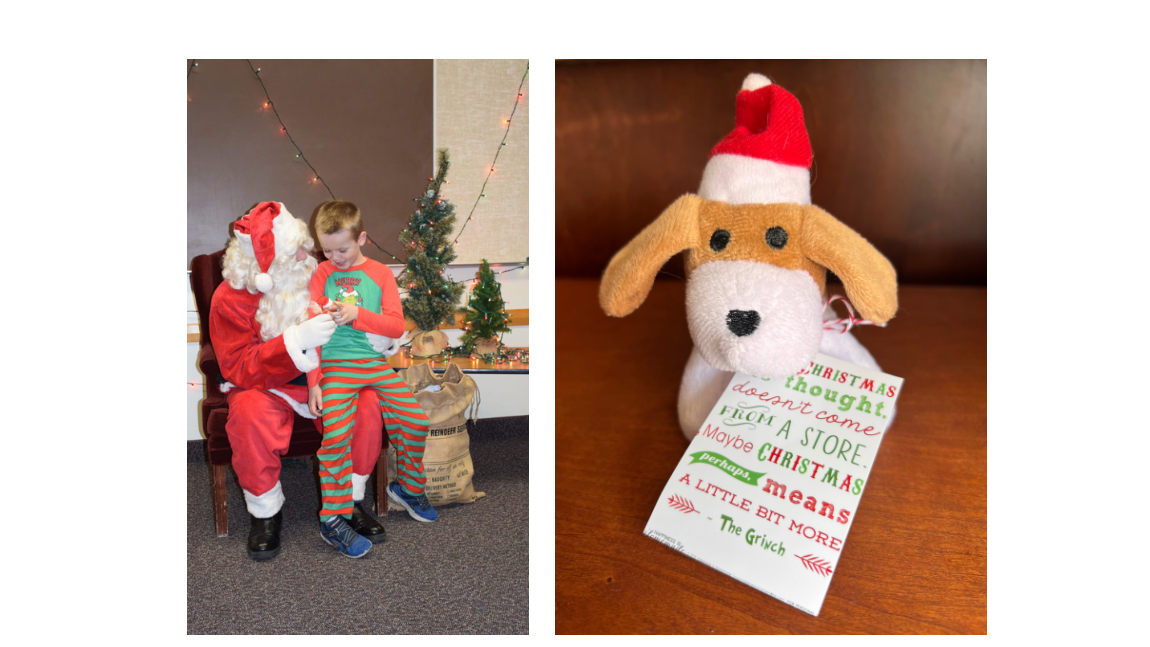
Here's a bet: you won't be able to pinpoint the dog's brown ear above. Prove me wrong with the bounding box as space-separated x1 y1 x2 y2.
800 205 898 324
600 194 703 317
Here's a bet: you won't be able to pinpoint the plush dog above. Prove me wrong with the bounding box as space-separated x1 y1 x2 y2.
599 74 898 439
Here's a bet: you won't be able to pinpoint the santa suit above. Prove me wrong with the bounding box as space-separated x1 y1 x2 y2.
209 282 385 518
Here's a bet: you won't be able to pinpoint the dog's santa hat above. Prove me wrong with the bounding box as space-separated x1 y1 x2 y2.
698 74 813 206
232 201 297 293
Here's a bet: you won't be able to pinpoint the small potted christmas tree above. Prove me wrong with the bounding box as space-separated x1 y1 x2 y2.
460 259 512 356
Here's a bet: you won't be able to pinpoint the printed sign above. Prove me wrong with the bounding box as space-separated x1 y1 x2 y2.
644 352 904 616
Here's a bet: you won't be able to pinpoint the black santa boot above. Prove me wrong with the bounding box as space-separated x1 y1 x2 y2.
346 502 387 544
247 511 283 561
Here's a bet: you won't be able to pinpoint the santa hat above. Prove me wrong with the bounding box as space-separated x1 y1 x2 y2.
697 74 813 206
232 201 297 293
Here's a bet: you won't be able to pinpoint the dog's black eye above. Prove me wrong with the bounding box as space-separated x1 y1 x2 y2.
710 229 730 252
765 226 788 250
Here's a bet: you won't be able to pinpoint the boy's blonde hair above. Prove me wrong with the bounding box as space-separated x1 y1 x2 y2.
314 200 364 238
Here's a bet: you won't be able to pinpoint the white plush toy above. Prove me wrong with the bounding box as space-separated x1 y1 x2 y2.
599 74 899 439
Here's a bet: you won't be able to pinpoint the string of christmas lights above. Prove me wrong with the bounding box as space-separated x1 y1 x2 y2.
404 343 528 366
448 61 529 248
241 61 335 202
188 59 404 262
189 61 523 280
398 259 527 295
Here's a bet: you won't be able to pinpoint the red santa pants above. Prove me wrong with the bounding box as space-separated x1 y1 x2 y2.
225 387 383 499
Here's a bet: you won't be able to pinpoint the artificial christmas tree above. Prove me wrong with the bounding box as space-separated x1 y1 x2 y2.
398 149 467 355
460 259 512 355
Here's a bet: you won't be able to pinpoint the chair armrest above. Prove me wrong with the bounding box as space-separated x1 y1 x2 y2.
197 342 219 381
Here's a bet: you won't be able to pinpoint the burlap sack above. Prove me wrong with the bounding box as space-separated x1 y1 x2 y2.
388 363 484 506
406 329 449 356
473 337 500 355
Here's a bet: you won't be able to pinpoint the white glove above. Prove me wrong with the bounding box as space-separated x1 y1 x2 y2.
283 347 316 373
294 314 336 349
365 332 399 357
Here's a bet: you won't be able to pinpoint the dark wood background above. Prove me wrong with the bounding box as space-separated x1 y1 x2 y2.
556 59 986 285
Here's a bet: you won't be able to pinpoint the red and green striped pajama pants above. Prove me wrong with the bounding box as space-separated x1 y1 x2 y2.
317 357 429 521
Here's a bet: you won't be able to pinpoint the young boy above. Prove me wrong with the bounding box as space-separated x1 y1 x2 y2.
307 200 439 558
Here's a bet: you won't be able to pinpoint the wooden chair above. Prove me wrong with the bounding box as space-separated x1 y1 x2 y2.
190 249 389 537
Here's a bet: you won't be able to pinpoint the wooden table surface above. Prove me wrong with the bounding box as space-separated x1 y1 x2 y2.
388 348 529 374
556 278 986 634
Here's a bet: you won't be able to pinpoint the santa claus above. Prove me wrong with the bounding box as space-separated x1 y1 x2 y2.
210 201 397 560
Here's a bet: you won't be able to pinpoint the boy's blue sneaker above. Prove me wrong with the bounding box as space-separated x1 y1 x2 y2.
319 516 373 558
388 482 439 522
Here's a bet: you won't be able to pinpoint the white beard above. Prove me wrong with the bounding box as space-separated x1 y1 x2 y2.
256 254 317 340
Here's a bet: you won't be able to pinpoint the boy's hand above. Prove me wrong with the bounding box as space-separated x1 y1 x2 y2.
308 385 324 417
332 302 359 326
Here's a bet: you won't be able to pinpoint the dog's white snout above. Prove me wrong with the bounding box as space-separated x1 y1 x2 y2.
686 260 825 377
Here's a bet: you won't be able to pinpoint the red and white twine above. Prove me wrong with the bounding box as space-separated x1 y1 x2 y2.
822 295 886 334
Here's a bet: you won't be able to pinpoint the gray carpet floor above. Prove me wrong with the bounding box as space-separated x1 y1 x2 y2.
187 417 528 634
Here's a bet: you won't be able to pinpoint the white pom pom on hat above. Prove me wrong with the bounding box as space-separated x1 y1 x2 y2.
741 73 772 92
698 73 813 206
254 273 274 292
232 201 297 293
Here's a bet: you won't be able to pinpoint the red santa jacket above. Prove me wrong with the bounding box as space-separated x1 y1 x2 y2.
209 282 314 418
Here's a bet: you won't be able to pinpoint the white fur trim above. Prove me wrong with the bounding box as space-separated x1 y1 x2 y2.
268 388 316 419
269 203 299 257
282 325 319 372
698 154 811 206
218 382 314 418
742 73 771 92
243 481 285 518
235 232 255 257
352 473 370 501
233 203 306 275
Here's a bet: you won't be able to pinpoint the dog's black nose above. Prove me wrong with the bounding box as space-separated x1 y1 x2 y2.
726 310 760 337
